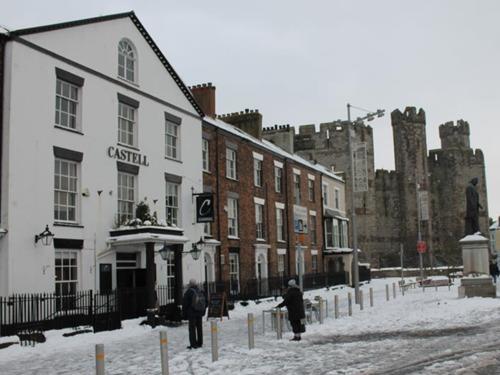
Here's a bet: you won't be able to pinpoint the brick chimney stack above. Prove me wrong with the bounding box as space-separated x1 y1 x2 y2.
190 83 216 118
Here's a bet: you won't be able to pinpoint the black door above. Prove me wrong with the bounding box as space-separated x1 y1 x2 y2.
117 269 148 319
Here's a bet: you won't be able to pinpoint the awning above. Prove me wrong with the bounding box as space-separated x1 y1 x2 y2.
106 232 189 247
324 208 348 220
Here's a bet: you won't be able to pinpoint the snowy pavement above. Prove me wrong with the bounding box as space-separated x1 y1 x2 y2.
1 278 500 374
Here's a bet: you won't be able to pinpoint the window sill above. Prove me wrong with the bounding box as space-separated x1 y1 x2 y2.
54 222 84 228
228 236 240 240
226 176 238 182
164 156 182 164
203 170 211 174
54 125 84 135
117 143 140 152
117 75 139 87
256 238 267 242
277 240 287 243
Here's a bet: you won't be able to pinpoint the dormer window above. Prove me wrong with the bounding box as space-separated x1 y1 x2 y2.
118 39 137 82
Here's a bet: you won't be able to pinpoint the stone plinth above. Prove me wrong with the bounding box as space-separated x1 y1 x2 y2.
458 234 496 298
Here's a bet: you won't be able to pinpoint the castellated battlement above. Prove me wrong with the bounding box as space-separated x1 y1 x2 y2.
218 109 262 139
439 120 470 149
428 148 484 166
391 107 426 125
263 124 293 133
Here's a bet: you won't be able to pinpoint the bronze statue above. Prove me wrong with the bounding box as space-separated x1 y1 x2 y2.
465 177 482 235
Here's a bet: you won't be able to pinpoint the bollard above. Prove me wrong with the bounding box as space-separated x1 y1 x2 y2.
348 292 352 316
319 298 324 324
276 308 283 340
401 283 405 296
334 295 339 319
386 284 390 301
359 290 364 310
159 331 169 375
211 320 219 362
369 288 373 307
95 344 105 375
262 311 266 334
393 283 396 299
248 313 255 349
325 299 329 318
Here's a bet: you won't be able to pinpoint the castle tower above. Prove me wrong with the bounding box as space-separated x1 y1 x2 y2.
391 107 433 266
429 120 489 264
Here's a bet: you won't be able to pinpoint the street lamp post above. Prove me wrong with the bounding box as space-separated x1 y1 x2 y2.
346 103 385 304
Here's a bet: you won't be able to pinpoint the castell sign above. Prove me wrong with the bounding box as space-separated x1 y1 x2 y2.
107 146 149 166
195 193 214 223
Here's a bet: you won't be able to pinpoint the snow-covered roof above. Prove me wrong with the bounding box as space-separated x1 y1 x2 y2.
203 116 343 182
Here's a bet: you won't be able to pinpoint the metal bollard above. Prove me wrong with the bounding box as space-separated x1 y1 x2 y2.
359 290 364 310
325 299 329 318
334 295 339 319
369 288 373 307
211 320 219 362
386 284 390 301
319 298 324 324
95 344 105 375
348 292 352 316
393 283 396 299
248 313 255 349
276 308 283 340
160 331 169 375
262 311 266 334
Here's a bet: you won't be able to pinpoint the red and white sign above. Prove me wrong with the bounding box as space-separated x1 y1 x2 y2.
417 240 427 254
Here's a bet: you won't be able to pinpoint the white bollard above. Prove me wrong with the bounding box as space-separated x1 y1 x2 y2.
393 283 396 299
159 331 169 375
276 308 283 340
334 295 339 319
325 299 329 318
262 311 266 334
369 288 373 307
211 320 219 362
95 344 105 375
319 298 324 324
248 313 255 349
386 284 390 301
348 292 352 316
359 290 364 310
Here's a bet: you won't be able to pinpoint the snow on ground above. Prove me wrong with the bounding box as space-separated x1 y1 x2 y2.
1 278 500 374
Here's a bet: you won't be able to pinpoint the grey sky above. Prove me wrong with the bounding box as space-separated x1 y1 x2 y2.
2 0 499 219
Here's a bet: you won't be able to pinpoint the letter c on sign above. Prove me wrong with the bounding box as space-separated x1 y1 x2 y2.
199 199 211 217
107 146 115 157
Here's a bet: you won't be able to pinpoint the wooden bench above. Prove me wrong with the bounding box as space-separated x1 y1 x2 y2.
399 281 417 292
419 279 452 291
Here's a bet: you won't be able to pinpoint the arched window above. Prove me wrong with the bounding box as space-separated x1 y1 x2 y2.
118 39 137 82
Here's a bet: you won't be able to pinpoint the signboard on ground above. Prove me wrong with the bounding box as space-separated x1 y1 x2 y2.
207 292 229 320
293 205 308 233
417 240 427 254
353 142 368 193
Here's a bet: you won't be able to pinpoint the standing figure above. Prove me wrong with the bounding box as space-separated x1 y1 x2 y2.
490 259 499 284
276 279 306 341
465 177 482 235
182 279 207 349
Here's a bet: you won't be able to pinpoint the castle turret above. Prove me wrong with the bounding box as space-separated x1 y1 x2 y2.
439 120 470 149
218 109 262 139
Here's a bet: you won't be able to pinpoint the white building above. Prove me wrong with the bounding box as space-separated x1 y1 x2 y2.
0 12 208 317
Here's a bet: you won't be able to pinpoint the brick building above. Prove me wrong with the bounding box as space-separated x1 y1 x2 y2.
191 84 349 294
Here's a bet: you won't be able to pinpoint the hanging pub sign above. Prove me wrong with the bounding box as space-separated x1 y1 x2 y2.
196 193 214 223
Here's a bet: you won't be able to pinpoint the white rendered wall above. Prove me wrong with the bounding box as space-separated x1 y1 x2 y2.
1 20 204 295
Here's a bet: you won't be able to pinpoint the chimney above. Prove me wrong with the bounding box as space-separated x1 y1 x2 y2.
218 109 263 139
190 83 216 117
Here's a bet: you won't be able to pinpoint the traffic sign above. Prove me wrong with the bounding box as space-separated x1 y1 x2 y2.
417 240 427 254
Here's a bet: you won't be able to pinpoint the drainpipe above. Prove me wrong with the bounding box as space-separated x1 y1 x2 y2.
215 127 222 283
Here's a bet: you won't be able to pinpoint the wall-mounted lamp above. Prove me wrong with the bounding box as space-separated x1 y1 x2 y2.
158 237 204 261
35 225 54 246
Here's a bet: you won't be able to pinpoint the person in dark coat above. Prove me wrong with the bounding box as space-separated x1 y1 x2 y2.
490 260 499 284
182 279 205 349
276 279 306 341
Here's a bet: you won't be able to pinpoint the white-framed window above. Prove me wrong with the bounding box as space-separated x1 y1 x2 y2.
55 250 78 298
323 184 329 205
341 220 348 247
310 215 317 244
325 219 334 248
275 166 283 193
202 138 209 172
226 148 237 179
118 102 136 147
294 174 301 204
333 219 340 247
118 39 137 82
55 79 79 130
229 253 240 295
335 188 340 209
228 197 239 237
312 254 318 273
278 254 285 274
166 181 180 226
54 158 79 223
276 208 285 242
308 179 315 201
165 121 180 160
117 172 135 224
255 203 265 239
254 159 263 187
164 250 176 304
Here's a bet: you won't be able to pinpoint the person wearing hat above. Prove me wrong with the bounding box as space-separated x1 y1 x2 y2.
182 279 206 349
276 279 306 341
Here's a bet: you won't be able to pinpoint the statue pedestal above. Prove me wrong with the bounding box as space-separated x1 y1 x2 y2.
458 234 496 298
